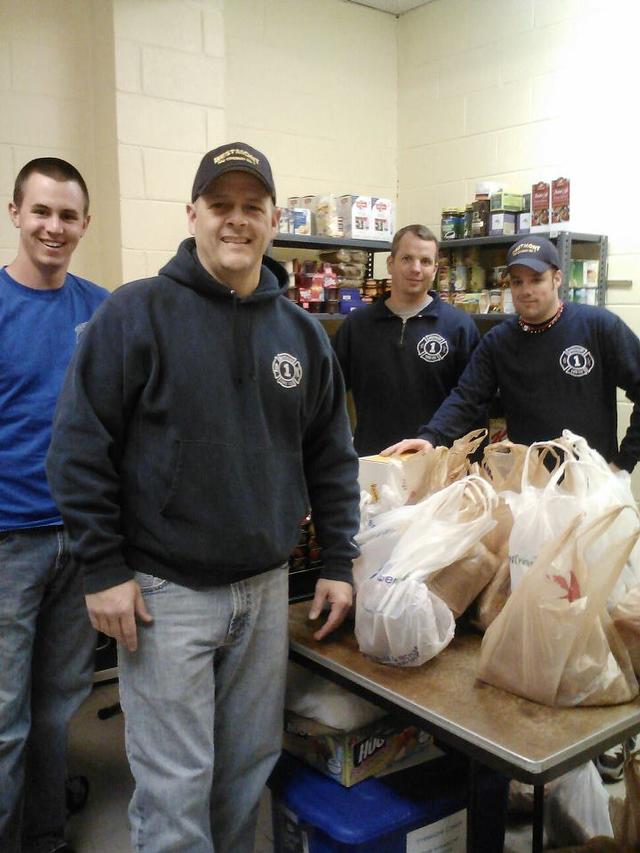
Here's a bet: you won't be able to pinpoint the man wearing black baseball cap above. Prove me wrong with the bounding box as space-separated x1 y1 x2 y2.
46 142 360 852
382 234 640 479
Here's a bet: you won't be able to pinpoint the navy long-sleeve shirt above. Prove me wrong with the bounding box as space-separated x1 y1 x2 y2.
333 292 480 455
419 302 640 472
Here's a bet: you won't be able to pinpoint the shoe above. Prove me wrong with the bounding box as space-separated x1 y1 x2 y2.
595 737 637 783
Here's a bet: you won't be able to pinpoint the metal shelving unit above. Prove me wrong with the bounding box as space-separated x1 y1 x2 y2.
272 233 392 278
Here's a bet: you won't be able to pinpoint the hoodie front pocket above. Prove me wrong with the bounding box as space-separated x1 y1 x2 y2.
160 440 307 570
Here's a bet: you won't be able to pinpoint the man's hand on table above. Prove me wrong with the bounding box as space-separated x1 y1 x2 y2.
308 579 353 641
85 580 153 652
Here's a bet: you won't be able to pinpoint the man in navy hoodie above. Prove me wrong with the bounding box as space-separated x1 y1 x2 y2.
333 224 480 456
47 143 360 853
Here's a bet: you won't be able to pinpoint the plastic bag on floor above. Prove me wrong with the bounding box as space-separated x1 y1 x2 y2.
285 661 386 731
610 749 640 847
545 762 613 847
478 508 640 706
355 476 497 666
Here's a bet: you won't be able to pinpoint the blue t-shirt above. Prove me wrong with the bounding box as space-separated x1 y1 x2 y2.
0 266 109 529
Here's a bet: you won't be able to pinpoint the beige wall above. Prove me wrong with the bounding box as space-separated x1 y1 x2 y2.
113 0 225 283
397 0 640 488
0 0 120 285
225 0 397 206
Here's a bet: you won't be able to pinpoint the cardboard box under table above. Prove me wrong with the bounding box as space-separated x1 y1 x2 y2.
283 710 440 787
268 749 507 853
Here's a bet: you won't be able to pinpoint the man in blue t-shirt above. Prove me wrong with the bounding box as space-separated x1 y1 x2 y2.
0 159 108 853
333 224 480 456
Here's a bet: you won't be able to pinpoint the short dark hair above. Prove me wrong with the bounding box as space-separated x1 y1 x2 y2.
13 158 90 214
390 224 439 256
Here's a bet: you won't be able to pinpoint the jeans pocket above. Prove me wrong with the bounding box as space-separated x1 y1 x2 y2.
134 571 169 594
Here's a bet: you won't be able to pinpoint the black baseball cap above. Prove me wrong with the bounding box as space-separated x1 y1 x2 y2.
506 235 561 272
191 142 276 203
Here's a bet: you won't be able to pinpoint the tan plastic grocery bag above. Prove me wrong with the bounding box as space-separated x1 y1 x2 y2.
478 508 640 706
481 438 567 494
611 586 640 676
411 428 487 502
355 475 497 666
610 750 640 847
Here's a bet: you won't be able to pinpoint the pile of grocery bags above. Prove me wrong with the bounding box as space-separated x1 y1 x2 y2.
354 429 640 709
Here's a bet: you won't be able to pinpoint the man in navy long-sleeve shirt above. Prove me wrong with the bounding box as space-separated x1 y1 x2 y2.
333 224 480 456
383 234 640 474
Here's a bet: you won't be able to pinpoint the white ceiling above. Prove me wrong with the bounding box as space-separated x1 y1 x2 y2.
342 0 434 15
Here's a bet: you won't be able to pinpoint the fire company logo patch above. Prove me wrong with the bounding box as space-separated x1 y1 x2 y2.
559 345 594 377
272 353 303 388
417 333 449 363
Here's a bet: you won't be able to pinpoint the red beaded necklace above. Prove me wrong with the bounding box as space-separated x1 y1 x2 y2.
518 301 564 334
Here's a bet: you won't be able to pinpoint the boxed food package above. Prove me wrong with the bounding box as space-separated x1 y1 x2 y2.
277 208 291 235
517 192 531 233
338 195 371 239
358 452 431 505
315 194 344 238
471 199 490 237
531 181 551 232
551 176 570 227
490 192 523 213
489 212 517 236
339 286 363 314
283 710 440 787
291 207 312 235
370 197 394 241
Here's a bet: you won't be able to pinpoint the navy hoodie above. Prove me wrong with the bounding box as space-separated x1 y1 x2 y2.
47 239 360 594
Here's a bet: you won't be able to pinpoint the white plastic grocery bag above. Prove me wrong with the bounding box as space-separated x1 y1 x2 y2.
355 476 497 666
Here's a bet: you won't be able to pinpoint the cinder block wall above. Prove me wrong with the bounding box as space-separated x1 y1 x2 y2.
396 0 640 489
112 0 226 282
0 0 120 286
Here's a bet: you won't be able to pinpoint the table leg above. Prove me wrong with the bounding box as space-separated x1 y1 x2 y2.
467 759 478 852
532 783 545 853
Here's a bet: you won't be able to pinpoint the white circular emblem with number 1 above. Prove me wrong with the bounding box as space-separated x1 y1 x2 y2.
272 353 303 388
559 345 594 377
417 333 449 363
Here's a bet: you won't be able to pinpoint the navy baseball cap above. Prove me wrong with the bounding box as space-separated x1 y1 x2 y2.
191 142 276 203
506 235 561 272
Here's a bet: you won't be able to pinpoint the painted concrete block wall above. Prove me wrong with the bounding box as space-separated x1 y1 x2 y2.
112 0 225 282
0 0 120 286
225 0 397 209
397 0 640 490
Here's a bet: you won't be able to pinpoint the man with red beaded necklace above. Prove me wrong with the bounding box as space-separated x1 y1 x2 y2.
382 233 640 781
381 234 640 480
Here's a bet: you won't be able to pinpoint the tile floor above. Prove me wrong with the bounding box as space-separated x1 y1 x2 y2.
66 680 626 852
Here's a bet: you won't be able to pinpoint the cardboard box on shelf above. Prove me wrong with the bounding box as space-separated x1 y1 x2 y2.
315 194 344 238
489 212 517 236
283 710 441 787
370 197 394 241
338 195 372 239
489 192 523 213
531 181 551 232
291 208 312 235
551 176 570 228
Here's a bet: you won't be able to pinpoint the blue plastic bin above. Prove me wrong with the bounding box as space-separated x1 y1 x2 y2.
268 750 508 853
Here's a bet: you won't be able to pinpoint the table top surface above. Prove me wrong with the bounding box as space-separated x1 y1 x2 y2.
289 601 640 781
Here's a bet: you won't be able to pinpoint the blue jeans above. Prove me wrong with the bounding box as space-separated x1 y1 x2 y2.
119 565 289 853
0 527 95 852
